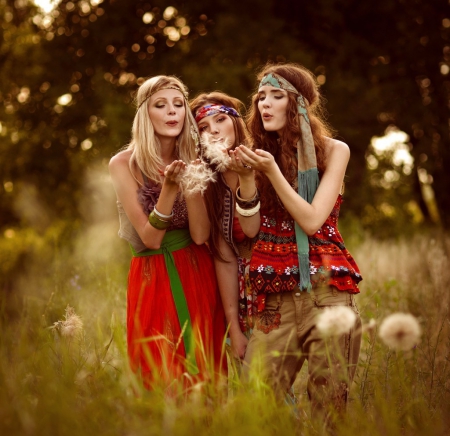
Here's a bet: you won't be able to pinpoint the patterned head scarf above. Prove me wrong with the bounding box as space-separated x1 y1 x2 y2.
195 104 240 123
259 72 320 292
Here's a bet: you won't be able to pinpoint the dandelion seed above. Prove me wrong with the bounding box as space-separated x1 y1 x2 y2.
378 312 421 351
201 132 231 172
51 305 83 338
316 306 357 337
178 161 216 197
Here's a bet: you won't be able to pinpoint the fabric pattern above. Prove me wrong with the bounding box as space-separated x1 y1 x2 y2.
194 104 240 123
249 195 362 312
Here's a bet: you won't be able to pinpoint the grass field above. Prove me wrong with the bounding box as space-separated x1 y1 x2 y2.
1 197 449 436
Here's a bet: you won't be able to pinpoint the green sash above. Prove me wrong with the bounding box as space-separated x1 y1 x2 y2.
131 229 199 375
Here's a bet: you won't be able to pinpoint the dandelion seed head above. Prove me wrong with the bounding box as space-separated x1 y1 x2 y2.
178 161 216 197
378 312 421 351
53 305 84 338
201 132 231 172
316 305 357 337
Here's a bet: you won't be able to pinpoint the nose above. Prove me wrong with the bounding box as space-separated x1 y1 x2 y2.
211 125 219 135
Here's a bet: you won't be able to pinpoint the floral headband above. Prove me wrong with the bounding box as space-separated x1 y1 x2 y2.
195 104 240 123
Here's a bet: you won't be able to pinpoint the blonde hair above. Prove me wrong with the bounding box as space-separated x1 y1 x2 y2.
127 75 199 185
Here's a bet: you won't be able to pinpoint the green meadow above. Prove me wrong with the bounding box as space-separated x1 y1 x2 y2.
1 186 449 436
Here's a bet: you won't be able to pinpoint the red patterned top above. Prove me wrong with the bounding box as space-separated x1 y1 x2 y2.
249 195 362 312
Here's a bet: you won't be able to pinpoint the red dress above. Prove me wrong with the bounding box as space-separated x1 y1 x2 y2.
124 181 226 388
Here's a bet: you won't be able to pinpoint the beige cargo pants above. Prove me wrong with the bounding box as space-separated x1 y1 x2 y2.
242 286 361 418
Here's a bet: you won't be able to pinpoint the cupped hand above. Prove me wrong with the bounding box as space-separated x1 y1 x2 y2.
234 145 277 174
228 146 255 176
163 160 186 185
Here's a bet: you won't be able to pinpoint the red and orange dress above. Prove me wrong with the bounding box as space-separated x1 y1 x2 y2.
117 176 226 387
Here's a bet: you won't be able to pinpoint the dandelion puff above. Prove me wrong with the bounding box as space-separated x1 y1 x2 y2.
378 312 421 351
178 161 216 197
51 305 83 338
316 306 357 337
201 132 231 172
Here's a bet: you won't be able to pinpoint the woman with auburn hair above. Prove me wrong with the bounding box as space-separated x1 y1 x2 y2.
109 76 226 388
234 63 362 419
190 92 256 361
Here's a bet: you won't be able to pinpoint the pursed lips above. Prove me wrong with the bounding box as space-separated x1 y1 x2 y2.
166 120 179 126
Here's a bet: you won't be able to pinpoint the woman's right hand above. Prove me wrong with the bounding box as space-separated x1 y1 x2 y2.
163 160 186 186
229 328 249 360
235 145 278 175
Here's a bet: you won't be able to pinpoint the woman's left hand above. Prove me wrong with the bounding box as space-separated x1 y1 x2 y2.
234 145 277 175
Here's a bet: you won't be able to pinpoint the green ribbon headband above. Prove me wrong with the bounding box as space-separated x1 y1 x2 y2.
259 72 320 291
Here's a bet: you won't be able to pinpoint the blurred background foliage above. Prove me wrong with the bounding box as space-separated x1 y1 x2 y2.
1 0 449 291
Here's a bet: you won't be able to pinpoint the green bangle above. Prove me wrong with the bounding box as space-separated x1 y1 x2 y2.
148 210 172 230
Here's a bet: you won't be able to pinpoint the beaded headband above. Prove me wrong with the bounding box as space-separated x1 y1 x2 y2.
195 104 240 123
137 85 188 110
259 72 319 292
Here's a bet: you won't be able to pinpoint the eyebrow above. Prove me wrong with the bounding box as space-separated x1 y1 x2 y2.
258 89 285 95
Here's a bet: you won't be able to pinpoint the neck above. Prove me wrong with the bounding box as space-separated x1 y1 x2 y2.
159 137 177 164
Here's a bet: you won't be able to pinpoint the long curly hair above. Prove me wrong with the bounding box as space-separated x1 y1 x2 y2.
190 91 249 260
247 63 334 218
127 75 198 185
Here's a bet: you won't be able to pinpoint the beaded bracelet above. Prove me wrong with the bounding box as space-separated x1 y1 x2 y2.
235 187 260 209
236 201 260 217
148 210 172 230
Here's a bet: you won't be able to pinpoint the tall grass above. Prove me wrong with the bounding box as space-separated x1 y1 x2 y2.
1 168 449 435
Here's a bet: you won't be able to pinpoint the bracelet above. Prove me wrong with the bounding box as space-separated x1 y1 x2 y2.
153 206 173 220
236 201 260 217
148 210 172 230
235 187 260 209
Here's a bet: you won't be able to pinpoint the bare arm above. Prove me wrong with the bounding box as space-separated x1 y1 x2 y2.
235 139 349 235
185 191 211 245
109 151 185 250
214 235 248 359
229 149 260 238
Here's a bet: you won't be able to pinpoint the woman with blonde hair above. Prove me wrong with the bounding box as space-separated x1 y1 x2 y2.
109 76 226 388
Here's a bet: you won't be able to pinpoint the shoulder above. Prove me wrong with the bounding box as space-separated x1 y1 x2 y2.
109 149 131 169
324 137 350 155
109 150 134 179
323 137 350 163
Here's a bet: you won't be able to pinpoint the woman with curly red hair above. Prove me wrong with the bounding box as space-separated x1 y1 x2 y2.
234 63 363 419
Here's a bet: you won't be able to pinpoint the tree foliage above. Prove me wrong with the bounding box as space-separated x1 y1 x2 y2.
1 0 449 237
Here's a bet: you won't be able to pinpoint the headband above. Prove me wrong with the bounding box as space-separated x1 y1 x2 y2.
259 72 319 292
195 104 240 123
137 85 188 111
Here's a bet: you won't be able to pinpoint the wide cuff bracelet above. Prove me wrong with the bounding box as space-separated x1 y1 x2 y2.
236 201 260 217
